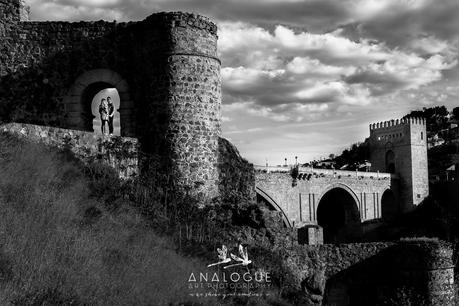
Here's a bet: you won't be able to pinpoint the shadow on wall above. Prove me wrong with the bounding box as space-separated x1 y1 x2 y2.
0 23 174 174
323 241 454 305
0 13 224 202
217 137 256 202
0 21 150 136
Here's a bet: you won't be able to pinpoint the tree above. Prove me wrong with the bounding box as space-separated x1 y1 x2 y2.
452 107 459 120
332 140 370 170
404 106 449 134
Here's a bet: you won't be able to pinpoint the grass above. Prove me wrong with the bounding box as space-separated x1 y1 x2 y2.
0 133 215 305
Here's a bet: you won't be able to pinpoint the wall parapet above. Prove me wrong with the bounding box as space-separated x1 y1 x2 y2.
254 165 397 180
144 11 218 36
369 117 426 132
0 123 139 179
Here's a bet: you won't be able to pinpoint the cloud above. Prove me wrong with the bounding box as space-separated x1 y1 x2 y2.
220 22 455 114
28 0 124 20
286 57 355 76
342 0 459 51
25 0 459 164
345 53 457 95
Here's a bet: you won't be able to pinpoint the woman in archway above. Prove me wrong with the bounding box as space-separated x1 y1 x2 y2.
107 96 115 135
99 98 108 134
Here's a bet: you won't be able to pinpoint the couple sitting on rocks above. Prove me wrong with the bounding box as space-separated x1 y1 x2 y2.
98 96 114 135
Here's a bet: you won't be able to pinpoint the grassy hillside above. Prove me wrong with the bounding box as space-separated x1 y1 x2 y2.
0 133 214 305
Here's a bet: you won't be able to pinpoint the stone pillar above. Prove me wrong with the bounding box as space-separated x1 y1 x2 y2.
298 225 323 245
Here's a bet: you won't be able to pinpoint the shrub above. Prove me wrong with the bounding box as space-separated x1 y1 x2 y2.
0 134 213 305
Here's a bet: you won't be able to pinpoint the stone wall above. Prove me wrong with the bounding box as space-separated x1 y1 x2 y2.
0 123 139 179
0 123 254 202
0 1 223 203
255 170 393 227
218 137 255 202
281 240 454 305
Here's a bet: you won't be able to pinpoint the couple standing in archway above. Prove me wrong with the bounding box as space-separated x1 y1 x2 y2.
98 96 114 135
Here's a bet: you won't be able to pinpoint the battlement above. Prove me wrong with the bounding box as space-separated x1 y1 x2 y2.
369 117 426 132
144 12 218 36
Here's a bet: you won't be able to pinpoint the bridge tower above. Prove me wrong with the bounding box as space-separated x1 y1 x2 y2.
369 118 428 212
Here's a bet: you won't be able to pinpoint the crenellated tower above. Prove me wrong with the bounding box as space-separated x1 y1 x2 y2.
369 117 429 212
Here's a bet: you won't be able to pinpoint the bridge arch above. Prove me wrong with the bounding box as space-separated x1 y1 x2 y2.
381 189 398 221
255 186 292 228
317 184 362 244
63 69 135 136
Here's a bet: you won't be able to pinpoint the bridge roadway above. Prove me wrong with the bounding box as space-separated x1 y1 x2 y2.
255 166 399 230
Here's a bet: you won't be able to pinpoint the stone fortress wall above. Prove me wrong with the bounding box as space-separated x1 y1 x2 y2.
0 122 140 178
0 0 256 202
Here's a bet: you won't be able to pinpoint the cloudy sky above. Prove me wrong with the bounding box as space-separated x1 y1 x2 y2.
27 0 459 166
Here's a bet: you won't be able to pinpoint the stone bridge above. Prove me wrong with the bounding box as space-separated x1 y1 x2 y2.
255 166 399 243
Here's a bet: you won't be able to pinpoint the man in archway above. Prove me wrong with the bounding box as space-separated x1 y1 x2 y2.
99 98 108 134
107 96 114 135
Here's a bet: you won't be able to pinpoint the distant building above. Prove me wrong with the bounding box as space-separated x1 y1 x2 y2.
446 164 457 181
314 159 336 169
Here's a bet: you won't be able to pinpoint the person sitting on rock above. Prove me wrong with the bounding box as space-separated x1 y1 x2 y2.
99 98 108 134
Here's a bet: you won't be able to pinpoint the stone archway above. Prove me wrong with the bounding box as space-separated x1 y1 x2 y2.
63 69 135 136
385 150 395 174
256 186 292 228
317 186 362 243
381 189 398 222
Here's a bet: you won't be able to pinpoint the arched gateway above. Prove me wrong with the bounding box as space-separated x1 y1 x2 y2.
317 186 362 243
63 69 135 136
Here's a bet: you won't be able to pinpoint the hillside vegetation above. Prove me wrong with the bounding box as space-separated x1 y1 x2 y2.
0 133 307 306
0 133 212 305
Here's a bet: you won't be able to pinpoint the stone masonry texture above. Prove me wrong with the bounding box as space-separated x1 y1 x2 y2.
369 118 429 211
0 123 139 179
282 241 454 305
0 1 253 203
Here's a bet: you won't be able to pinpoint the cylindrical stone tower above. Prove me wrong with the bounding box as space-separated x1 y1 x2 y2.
394 240 455 305
142 12 221 202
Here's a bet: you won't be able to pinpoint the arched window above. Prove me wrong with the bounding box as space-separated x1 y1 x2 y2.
385 150 395 174
63 69 135 137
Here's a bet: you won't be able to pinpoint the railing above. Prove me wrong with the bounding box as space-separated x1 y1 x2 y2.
254 165 398 179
